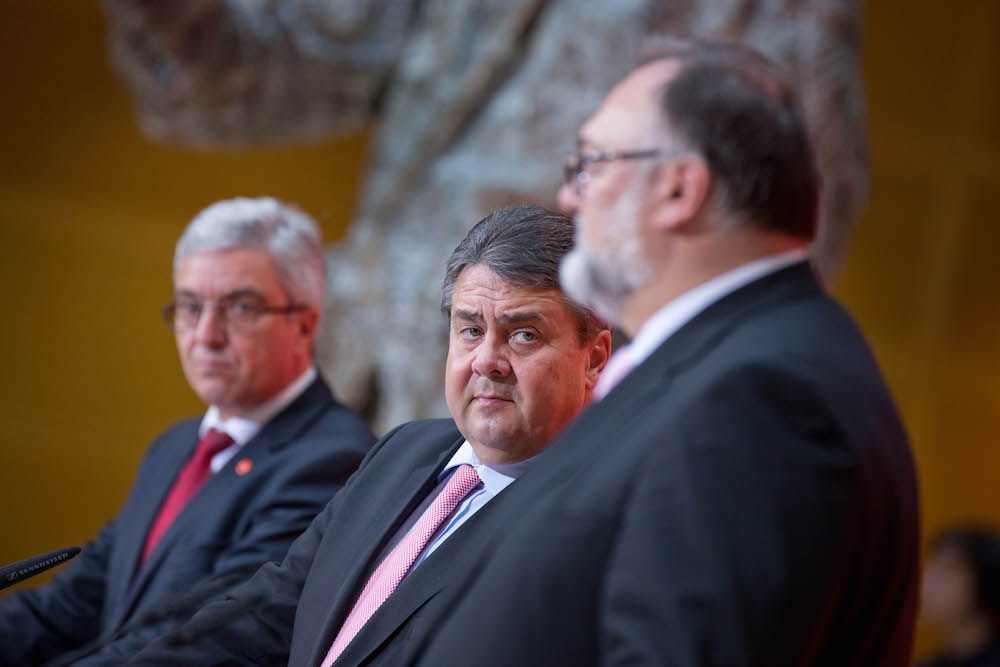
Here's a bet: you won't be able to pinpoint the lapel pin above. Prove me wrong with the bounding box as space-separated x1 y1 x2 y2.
235 458 254 476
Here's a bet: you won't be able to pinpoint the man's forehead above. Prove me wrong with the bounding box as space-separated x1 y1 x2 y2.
579 58 680 147
174 248 281 292
451 265 567 317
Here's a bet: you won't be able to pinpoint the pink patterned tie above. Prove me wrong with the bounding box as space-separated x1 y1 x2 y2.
320 464 482 666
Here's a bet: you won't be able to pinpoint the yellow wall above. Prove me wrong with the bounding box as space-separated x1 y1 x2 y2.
0 0 997 660
0 1 367 578
835 2 1000 656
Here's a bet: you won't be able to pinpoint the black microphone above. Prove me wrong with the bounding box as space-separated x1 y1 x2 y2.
0 547 81 591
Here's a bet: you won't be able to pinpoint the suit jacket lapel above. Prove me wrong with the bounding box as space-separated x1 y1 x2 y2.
120 378 334 626
329 472 525 667
306 438 464 667
105 421 199 631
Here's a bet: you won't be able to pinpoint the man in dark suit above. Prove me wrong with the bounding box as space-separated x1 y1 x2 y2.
127 204 612 665
413 40 921 665
0 197 374 665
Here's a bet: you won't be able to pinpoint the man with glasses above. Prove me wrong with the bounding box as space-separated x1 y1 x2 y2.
128 205 611 666
0 197 374 666
414 39 921 665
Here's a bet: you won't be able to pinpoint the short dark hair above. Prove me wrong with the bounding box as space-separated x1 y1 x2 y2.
640 38 819 240
931 525 1000 622
441 205 607 344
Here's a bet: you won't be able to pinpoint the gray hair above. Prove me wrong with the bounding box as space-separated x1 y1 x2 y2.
441 205 608 344
174 197 326 310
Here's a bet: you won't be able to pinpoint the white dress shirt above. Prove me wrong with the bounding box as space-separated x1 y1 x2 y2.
595 249 808 399
198 366 318 472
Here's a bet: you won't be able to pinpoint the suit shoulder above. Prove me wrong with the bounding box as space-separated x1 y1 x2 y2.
369 418 461 458
717 290 882 382
387 418 462 442
311 399 375 439
285 401 375 461
155 415 202 438
390 418 461 439
142 416 201 454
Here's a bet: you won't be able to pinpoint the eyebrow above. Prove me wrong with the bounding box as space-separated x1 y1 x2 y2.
452 309 484 324
452 310 545 326
174 288 266 301
497 312 544 325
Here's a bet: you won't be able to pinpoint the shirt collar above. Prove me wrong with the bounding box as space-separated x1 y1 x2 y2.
439 440 533 498
623 248 809 368
199 366 318 445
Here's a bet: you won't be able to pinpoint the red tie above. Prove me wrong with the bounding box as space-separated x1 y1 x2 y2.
321 464 482 666
139 428 234 565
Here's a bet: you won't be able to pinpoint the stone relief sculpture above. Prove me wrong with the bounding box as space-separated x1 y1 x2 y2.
101 0 869 432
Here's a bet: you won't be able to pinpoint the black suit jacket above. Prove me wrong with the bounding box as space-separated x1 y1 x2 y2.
415 263 920 666
130 418 518 667
0 376 374 666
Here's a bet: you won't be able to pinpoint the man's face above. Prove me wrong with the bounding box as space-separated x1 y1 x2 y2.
445 264 607 466
559 176 653 325
173 248 317 419
558 60 682 326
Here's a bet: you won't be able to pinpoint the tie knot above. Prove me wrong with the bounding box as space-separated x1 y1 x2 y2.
198 428 235 458
444 464 481 499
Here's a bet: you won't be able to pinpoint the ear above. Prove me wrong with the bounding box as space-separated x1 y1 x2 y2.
297 307 321 344
646 154 711 232
584 329 613 390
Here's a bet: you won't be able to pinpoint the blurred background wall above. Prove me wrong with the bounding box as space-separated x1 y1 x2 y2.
0 0 995 660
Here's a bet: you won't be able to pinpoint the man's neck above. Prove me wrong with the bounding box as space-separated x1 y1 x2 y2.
620 230 805 338
214 365 316 423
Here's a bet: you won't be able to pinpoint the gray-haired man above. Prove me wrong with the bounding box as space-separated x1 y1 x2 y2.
129 204 611 666
0 197 374 666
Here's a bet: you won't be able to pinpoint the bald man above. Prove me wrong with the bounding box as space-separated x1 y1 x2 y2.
417 39 919 667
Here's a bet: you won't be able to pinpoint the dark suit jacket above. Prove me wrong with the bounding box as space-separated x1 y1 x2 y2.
0 376 374 666
130 418 519 667
414 262 921 666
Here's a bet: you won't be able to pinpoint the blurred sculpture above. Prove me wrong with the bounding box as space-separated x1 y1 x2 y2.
921 526 1000 667
101 0 870 431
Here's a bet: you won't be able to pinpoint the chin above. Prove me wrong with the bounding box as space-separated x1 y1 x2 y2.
560 249 626 324
469 423 522 451
191 382 233 406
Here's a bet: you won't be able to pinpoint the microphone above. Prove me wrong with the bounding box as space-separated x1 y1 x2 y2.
0 547 81 591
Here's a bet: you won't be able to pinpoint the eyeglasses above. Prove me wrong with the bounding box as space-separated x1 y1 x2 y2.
562 148 671 194
162 294 307 333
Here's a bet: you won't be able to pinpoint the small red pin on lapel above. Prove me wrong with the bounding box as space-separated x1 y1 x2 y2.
235 458 254 476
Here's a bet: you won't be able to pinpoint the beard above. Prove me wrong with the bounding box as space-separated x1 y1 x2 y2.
561 248 627 324
559 220 654 326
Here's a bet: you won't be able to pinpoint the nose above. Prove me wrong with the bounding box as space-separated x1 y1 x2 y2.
192 306 228 348
470 336 512 379
557 181 581 215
